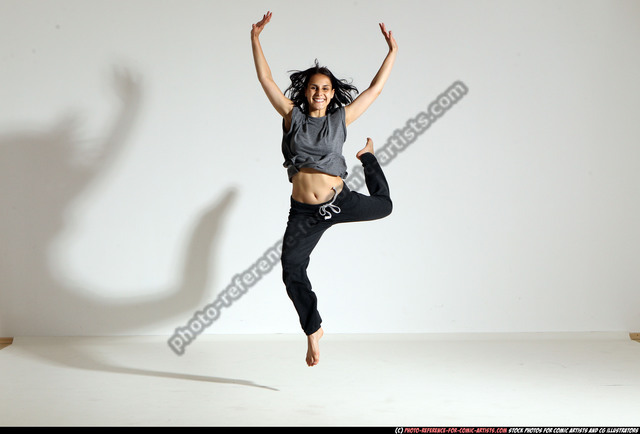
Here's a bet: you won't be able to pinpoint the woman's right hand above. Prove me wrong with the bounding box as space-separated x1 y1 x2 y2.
251 11 272 39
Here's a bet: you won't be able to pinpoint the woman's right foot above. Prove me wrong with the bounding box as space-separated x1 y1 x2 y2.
306 327 324 366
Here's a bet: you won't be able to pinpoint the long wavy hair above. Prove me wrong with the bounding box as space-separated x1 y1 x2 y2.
285 59 359 114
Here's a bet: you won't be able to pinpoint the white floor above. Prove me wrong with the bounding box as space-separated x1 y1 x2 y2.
1 333 639 427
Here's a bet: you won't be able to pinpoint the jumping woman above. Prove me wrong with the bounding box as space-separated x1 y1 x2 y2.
251 11 398 366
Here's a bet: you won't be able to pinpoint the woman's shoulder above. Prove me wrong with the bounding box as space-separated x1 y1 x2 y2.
291 105 305 119
283 106 303 133
330 105 346 124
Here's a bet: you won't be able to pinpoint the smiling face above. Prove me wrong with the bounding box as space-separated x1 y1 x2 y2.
305 73 335 116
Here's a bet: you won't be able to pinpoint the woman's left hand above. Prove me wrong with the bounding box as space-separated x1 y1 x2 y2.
379 23 398 52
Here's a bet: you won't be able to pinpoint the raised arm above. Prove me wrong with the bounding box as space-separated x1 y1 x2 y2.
344 23 398 126
251 11 293 121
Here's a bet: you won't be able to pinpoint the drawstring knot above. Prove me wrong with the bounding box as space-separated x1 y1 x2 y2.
319 187 341 220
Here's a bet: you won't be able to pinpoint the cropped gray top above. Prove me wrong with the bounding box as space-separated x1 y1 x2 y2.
281 106 348 182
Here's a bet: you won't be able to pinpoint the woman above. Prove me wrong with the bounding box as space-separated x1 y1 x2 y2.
251 11 397 366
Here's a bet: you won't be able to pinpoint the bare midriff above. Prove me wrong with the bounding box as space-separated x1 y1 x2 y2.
291 168 344 204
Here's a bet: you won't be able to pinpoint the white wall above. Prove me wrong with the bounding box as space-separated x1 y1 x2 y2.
1 0 639 339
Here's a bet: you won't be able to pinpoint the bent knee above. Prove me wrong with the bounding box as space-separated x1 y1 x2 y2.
381 197 393 217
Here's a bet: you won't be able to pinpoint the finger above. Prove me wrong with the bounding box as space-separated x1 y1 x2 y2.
257 12 270 25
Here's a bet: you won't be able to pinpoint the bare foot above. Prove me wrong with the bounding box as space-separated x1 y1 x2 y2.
306 327 324 367
356 137 375 160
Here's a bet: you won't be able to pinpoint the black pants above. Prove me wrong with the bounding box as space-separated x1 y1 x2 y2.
281 153 392 335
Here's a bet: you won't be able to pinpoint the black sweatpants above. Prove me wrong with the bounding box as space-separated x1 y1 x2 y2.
281 152 392 335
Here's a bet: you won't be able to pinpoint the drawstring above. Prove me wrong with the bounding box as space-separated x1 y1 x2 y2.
319 187 341 220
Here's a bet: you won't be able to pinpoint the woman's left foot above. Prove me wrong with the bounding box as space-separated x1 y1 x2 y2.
356 137 375 160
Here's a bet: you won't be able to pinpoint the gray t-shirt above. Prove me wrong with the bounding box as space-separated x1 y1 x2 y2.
281 106 348 182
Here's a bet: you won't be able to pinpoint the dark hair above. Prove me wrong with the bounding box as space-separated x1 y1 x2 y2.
285 59 359 114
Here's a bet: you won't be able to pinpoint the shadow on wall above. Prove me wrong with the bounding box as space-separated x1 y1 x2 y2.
0 67 278 392
0 67 237 337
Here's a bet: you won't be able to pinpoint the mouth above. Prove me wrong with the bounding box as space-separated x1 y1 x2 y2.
312 98 326 104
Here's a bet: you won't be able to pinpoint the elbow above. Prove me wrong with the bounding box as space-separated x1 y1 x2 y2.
368 87 383 100
367 82 384 97
257 73 274 85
